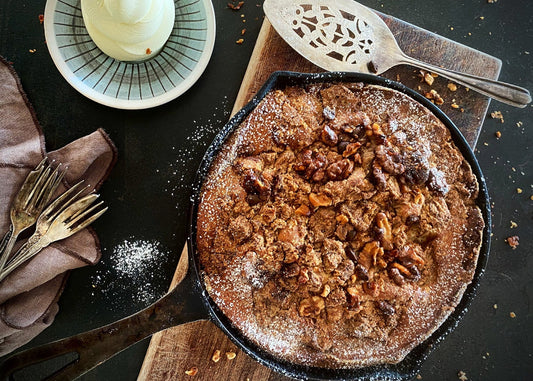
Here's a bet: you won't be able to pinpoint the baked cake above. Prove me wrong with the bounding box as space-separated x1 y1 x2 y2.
196 82 484 367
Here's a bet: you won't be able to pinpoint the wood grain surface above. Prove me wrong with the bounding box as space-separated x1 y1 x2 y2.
138 14 501 381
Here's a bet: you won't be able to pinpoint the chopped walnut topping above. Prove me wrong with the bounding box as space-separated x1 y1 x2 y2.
447 83 458 91
309 193 332 207
295 204 311 216
326 159 354 180
359 241 383 269
299 296 325 317
375 212 393 250
321 125 338 146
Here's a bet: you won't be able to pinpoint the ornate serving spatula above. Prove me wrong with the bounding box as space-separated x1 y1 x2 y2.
263 0 531 108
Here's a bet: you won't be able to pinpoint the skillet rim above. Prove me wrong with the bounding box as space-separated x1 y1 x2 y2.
187 71 491 381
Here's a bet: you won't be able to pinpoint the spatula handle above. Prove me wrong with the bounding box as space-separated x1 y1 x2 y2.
400 55 531 108
0 268 208 381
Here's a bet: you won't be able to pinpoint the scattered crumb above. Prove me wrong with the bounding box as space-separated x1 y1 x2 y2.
226 351 237 360
38 14 44 24
425 89 444 105
495 131 501 138
416 375 423 380
530 195 533 200
424 72 434 86
516 121 523 127
185 367 198 376
212 349 221 363
448 83 458 91
228 1 244 10
490 110 504 123
480 16 485 20
29 49 36 53
493 303 498 309
510 221 518 228
510 311 516 318
236 38 244 44
451 103 460 109
517 188 523 193
146 48 152 55
458 370 468 381
506 235 519 249
241 28 246 35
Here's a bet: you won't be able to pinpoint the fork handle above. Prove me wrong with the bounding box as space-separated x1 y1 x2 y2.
399 54 532 108
0 236 44 282
0 225 17 274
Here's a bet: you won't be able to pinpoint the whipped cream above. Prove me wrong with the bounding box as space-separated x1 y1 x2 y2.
81 0 175 62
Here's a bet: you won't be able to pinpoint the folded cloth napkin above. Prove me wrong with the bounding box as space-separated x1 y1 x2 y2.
0 56 117 355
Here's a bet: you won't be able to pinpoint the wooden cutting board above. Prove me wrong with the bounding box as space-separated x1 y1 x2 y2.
138 13 501 381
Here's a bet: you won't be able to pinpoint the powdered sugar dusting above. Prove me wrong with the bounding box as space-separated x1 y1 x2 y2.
91 239 168 308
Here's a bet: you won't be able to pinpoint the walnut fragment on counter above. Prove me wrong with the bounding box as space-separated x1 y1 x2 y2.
506 235 519 249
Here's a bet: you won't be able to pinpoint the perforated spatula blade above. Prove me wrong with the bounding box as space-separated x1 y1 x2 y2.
264 0 531 108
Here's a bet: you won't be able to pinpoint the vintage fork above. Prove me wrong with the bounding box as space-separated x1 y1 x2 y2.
0 181 107 282
0 159 64 273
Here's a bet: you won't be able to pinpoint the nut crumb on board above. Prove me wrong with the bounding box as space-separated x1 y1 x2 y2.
510 311 516 318
38 14 44 24
211 349 221 362
506 235 519 249
226 351 237 360
510 221 518 228
425 89 444 105
236 38 244 44
495 131 501 138
516 188 522 193
458 370 468 381
447 83 457 91
185 367 198 376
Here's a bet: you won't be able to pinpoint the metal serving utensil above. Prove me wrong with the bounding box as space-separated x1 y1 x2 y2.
263 0 531 108
0 159 64 273
0 181 107 282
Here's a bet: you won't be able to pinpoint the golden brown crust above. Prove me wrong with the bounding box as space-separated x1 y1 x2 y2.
197 83 484 368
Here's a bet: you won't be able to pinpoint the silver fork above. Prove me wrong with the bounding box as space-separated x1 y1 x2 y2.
0 181 107 282
0 158 64 273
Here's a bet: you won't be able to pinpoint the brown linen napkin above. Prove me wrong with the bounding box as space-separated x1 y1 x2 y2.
0 56 117 355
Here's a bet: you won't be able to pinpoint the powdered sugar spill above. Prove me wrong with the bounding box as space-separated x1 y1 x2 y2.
91 239 168 308
161 97 231 207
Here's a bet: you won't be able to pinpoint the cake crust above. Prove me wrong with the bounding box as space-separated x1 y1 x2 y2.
197 83 484 368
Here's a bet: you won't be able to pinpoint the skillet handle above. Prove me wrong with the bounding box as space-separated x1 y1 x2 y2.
0 266 208 381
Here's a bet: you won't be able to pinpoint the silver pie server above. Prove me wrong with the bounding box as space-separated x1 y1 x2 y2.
263 0 531 108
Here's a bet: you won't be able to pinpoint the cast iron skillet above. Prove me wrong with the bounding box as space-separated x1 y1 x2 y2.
0 71 491 381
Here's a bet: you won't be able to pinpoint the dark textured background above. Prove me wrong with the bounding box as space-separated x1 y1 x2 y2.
0 0 531 380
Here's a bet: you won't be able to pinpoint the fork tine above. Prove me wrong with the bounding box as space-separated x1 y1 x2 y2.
21 165 50 209
59 194 100 222
24 166 51 209
40 181 86 222
67 200 104 228
34 164 65 211
30 165 60 212
66 207 108 236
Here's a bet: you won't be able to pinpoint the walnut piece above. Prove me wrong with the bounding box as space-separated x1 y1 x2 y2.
299 296 325 317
